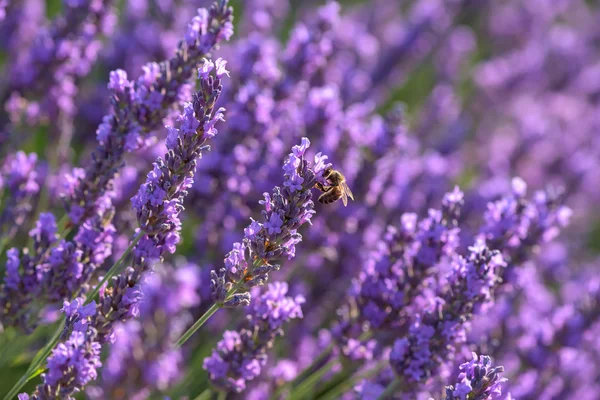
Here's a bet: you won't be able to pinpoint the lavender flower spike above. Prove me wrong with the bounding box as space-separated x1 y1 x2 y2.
390 243 506 384
18 59 228 399
63 0 233 224
21 300 101 400
443 353 507 400
332 188 463 361
0 151 42 242
0 212 57 332
94 59 228 343
203 282 305 393
210 138 330 307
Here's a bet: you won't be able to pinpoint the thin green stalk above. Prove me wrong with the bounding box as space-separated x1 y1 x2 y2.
288 358 337 400
376 378 402 400
55 213 70 234
176 283 241 347
84 233 142 304
176 302 220 347
193 388 213 400
0 236 10 258
3 319 65 400
319 361 387 400
217 391 227 400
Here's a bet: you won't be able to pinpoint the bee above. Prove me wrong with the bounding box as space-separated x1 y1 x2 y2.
315 167 354 206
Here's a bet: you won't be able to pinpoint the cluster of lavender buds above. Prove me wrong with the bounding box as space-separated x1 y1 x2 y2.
210 138 329 307
0 196 115 332
354 353 507 400
389 243 505 385
390 243 506 384
0 212 57 331
21 299 101 400
331 188 463 360
478 177 572 284
203 282 305 393
0 152 43 243
2 0 600 399
442 353 506 400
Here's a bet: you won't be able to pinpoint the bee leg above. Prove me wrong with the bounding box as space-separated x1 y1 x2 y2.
314 182 332 192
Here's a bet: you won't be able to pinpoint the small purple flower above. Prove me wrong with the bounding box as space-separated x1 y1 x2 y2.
443 353 507 400
215 57 230 78
264 212 284 235
107 69 130 93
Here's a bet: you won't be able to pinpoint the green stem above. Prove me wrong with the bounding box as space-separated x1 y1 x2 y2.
84 233 142 304
176 302 220 347
288 358 337 400
193 388 213 400
0 236 10 258
217 391 227 400
3 319 65 400
376 378 402 400
176 283 241 347
56 213 70 234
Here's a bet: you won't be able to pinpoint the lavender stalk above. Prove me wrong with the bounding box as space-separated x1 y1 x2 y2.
177 137 331 346
0 0 234 333
11 58 228 400
64 0 233 224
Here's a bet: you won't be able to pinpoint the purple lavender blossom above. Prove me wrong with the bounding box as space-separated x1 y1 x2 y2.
0 202 115 331
94 59 227 343
478 177 572 285
390 243 505 385
332 187 464 360
210 138 330 307
22 299 101 400
443 353 507 400
63 0 233 224
0 151 43 241
42 207 116 301
203 282 305 393
0 212 57 331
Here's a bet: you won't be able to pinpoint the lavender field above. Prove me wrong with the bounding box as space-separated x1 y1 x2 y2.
0 0 598 399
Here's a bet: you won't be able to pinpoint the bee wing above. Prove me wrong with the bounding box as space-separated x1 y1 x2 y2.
341 181 354 201
341 190 348 207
